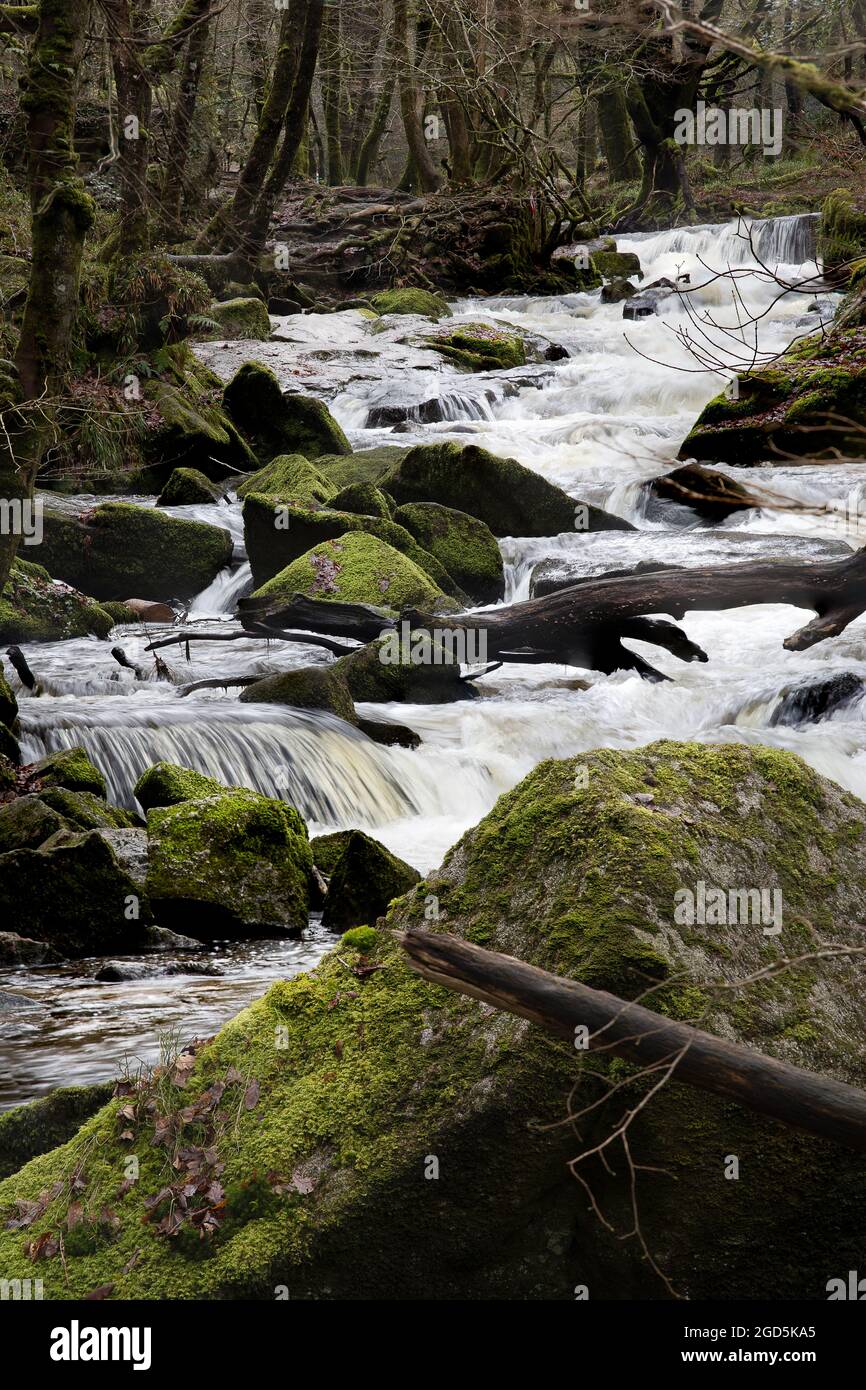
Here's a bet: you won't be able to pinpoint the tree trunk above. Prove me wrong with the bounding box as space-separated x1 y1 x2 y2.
160 0 214 234
0 0 94 593
355 48 395 185
597 87 640 183
106 0 155 258
393 0 439 192
319 0 344 185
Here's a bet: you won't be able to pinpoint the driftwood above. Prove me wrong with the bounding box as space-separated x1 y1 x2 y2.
400 929 866 1153
239 547 866 680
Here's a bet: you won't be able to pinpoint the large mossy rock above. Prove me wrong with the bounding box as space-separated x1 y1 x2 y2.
329 482 394 520
371 287 451 320
143 380 258 481
333 631 473 704
386 442 632 537
134 761 232 812
394 502 504 604
39 502 234 601
0 558 114 644
4 743 865 1298
205 297 272 340
29 747 107 798
223 362 351 462
235 454 338 507
156 467 223 506
0 1083 116 1182
242 495 462 596
251 533 451 612
423 322 525 372
0 796 66 853
315 445 409 491
0 830 150 957
591 249 642 280
145 791 312 937
321 829 420 932
36 787 139 833
239 665 356 725
818 188 866 286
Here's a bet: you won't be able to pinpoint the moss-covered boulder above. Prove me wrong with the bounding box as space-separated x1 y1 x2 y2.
223 362 351 462
0 664 17 730
310 830 354 877
679 326 866 464
0 830 150 957
333 631 473 704
39 502 234 601
394 502 504 604
205 297 272 340
29 748 107 798
235 454 337 507
329 482 394 520
0 1083 116 1182
251 533 451 611
0 558 114 644
601 277 638 305
315 445 409 491
371 288 451 320
424 322 525 372
239 665 356 724
144 379 258 481
321 829 419 932
242 495 462 597
818 188 866 286
591 249 642 280
0 796 65 853
156 467 223 506
36 787 139 832
134 761 232 813
386 442 632 537
3 743 865 1297
145 792 312 938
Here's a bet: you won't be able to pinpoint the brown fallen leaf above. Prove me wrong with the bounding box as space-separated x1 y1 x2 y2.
84 1284 114 1301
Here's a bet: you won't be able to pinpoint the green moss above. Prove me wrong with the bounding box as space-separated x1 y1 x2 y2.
252 533 449 611
0 558 114 643
371 288 452 320
590 250 642 280
36 787 139 831
239 665 356 724
334 632 471 705
235 454 337 507
819 188 866 284
322 830 419 932
341 926 378 953
156 468 223 506
146 792 312 937
134 761 234 812
30 747 107 798
204 297 272 341
424 322 525 372
315 446 409 491
329 482 394 520
223 362 350 462
394 502 504 604
0 1083 115 1182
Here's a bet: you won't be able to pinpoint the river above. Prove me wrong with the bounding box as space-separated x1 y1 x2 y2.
3 213 862 1108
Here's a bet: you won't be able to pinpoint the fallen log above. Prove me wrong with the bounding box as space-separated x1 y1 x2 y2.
400 929 866 1153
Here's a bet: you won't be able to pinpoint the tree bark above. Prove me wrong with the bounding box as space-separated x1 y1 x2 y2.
597 87 640 183
400 930 866 1154
160 0 214 234
393 0 439 193
319 0 344 185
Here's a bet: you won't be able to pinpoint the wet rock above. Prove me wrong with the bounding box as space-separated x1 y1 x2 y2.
601 277 638 304
0 932 62 966
251 532 453 612
118 599 176 623
334 632 474 704
37 788 139 832
0 796 66 853
142 925 207 952
39 503 234 602
355 717 421 749
0 664 17 729
29 748 107 798
310 830 353 877
235 453 337 507
223 361 351 462
94 959 224 982
0 830 151 957
145 791 312 938
0 558 114 645
622 277 686 319
370 288 451 320
423 321 526 372
394 502 505 605
770 672 865 727
315 445 410 491
143 377 258 481
239 665 357 725
648 463 760 521
204 296 272 341
97 828 149 887
156 467 223 506
0 1082 114 1181
529 557 681 598
385 441 633 538
591 249 642 280
134 761 232 812
329 482 394 520
0 989 39 1014
321 829 419 932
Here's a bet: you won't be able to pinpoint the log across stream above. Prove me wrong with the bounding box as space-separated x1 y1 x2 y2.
4 213 866 1108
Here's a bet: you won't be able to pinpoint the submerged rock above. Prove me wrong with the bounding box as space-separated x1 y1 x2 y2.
94 959 224 982
223 361 350 462
770 672 865 727
40 502 234 602
649 462 760 521
321 829 420 932
4 744 864 1298
385 442 632 538
156 467 224 506
145 791 312 938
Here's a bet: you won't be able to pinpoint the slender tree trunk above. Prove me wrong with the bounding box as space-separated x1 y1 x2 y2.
355 44 395 185
393 0 439 192
245 0 269 121
597 87 640 183
0 0 95 593
160 0 213 233
320 0 344 184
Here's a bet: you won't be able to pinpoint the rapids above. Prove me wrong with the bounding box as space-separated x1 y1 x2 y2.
4 212 864 1107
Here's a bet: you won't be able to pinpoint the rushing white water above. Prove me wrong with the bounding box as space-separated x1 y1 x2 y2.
4 212 864 1106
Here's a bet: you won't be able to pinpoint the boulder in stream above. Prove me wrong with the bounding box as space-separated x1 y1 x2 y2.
0 558 115 645
648 462 761 521
251 532 454 612
204 296 272 341
239 665 357 725
0 932 63 966
134 761 233 812
422 322 526 372
0 1082 115 1182
156 467 224 506
385 442 633 538
39 503 234 602
370 288 452 320
393 502 505 604
770 672 866 727
334 631 474 704
223 361 351 462
29 748 107 798
94 959 224 982
5 744 866 1297
321 829 420 933
329 482 394 520
235 453 338 507
145 791 312 938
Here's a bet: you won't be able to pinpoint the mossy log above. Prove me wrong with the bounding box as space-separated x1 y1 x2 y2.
401 930 866 1153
